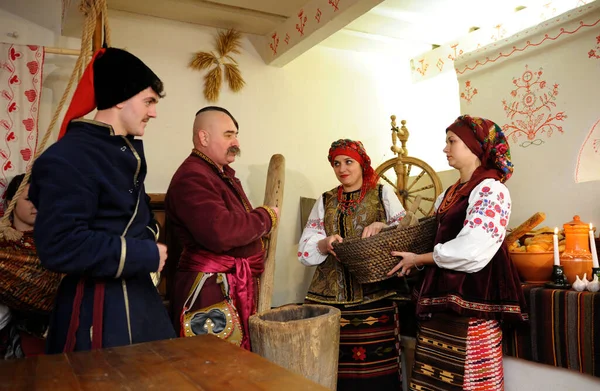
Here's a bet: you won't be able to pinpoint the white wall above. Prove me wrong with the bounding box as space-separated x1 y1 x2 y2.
0 0 63 34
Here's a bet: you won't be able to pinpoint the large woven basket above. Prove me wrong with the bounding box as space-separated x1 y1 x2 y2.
0 246 62 313
333 216 437 284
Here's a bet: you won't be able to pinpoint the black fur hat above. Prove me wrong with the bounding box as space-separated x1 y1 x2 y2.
93 48 164 110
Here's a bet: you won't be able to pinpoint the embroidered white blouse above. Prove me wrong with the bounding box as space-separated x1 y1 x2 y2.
298 185 406 267
433 178 511 273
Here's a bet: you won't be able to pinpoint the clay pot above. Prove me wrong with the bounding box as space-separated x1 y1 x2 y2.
560 215 593 284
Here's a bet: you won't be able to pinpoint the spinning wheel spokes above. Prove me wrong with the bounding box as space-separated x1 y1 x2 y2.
379 173 397 189
406 171 426 191
376 156 442 218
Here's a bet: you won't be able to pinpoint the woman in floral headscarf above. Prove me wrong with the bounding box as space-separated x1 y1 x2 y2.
388 115 527 391
298 139 407 390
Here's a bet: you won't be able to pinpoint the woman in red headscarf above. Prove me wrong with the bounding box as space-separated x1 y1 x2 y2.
388 115 527 391
298 139 407 390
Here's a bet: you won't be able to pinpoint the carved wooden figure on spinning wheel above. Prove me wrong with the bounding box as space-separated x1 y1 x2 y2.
376 116 443 218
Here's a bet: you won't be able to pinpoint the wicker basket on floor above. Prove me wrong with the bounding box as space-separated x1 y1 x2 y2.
333 216 437 284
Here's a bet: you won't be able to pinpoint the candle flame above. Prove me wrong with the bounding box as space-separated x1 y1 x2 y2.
554 227 558 234
591 223 594 230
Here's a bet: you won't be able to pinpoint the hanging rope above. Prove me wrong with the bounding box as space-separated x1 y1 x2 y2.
0 0 112 241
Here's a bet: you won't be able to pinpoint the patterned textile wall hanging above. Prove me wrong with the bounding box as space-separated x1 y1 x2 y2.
0 43 44 216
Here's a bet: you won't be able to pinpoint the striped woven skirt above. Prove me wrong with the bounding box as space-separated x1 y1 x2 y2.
410 314 503 391
307 299 403 391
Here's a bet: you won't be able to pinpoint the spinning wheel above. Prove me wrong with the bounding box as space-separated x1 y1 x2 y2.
376 116 443 218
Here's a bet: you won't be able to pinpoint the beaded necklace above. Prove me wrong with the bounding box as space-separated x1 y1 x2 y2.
336 185 366 216
436 181 467 216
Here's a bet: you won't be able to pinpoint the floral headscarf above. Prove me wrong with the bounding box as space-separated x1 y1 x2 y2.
327 139 379 190
447 115 514 186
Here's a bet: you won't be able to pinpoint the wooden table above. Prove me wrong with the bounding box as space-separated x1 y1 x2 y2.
0 335 329 390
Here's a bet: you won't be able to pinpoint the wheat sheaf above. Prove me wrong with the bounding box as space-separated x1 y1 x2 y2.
190 28 245 102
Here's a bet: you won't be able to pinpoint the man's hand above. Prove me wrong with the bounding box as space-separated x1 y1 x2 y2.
271 206 280 220
156 243 168 273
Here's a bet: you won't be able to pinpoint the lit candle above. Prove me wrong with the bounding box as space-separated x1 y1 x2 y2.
553 227 560 266
590 223 599 268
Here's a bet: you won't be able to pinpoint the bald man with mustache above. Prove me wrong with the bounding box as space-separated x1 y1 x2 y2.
165 106 278 350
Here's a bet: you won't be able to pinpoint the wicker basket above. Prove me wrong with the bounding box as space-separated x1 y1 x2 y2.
0 247 62 313
333 216 437 284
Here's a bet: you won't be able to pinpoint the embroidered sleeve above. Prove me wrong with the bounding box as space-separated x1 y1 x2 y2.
381 185 406 226
298 195 328 266
433 179 511 273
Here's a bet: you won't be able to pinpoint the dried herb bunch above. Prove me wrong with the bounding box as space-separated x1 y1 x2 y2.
190 28 245 102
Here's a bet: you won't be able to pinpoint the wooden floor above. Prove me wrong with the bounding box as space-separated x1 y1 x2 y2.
0 335 329 390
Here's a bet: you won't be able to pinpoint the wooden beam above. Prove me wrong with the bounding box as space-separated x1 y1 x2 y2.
45 47 81 56
257 154 285 313
93 12 103 52
198 0 287 19
104 0 285 36
250 0 384 67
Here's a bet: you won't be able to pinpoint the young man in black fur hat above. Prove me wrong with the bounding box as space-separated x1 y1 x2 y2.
29 48 176 353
